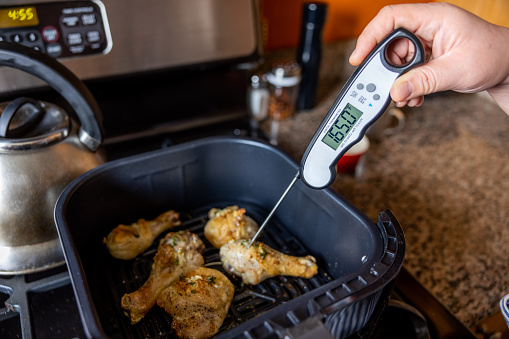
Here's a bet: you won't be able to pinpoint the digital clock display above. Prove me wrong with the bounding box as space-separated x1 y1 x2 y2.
0 6 39 29
322 103 363 150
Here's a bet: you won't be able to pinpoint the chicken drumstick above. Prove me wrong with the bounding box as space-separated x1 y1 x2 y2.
103 210 181 260
157 267 234 339
220 239 318 285
121 231 204 324
204 206 258 248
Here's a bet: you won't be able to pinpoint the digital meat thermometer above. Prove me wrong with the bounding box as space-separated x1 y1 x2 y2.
249 28 425 246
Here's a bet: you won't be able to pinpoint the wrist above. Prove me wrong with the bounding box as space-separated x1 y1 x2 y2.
493 26 509 88
487 85 509 116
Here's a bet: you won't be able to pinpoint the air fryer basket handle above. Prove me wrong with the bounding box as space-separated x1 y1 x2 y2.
0 41 104 151
286 315 334 339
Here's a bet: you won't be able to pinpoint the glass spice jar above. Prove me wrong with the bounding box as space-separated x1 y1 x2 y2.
267 60 301 120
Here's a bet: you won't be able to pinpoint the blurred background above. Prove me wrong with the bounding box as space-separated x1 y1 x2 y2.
260 0 509 51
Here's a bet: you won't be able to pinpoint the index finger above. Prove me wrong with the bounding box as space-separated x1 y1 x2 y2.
349 3 437 66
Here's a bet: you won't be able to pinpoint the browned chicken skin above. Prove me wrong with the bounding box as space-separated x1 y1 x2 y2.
220 240 318 285
204 206 258 248
103 210 181 260
157 267 234 339
121 231 204 324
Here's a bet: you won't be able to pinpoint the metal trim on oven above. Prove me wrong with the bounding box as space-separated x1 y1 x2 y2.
90 0 112 57
0 0 260 92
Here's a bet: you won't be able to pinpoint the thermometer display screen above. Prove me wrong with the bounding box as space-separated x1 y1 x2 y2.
322 103 363 150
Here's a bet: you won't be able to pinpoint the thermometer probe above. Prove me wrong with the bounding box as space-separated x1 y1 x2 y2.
249 28 425 247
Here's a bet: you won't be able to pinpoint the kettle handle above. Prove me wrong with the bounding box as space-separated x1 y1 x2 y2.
0 42 103 151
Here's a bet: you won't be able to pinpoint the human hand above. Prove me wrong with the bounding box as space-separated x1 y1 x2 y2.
349 3 509 114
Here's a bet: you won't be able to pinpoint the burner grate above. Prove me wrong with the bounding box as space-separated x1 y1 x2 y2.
0 266 84 339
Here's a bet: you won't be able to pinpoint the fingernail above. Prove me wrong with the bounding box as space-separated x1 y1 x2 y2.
348 51 357 64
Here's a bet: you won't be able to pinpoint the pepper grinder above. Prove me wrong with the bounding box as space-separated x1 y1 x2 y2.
296 2 328 110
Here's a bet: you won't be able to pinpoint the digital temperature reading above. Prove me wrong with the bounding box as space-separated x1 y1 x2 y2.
0 7 39 29
321 103 363 150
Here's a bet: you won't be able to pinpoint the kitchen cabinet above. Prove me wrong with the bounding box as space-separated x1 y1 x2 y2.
261 0 509 51
261 0 423 50
447 0 509 27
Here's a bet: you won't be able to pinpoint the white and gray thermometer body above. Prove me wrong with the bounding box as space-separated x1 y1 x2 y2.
300 28 425 188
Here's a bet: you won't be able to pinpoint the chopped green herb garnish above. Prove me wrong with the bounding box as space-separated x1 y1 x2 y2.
191 290 197 294
172 236 178 246
259 244 267 259
179 274 185 281
174 259 179 265
189 281 196 285
206 276 216 285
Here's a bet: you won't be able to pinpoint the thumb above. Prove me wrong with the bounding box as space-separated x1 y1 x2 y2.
390 59 458 103
390 69 434 103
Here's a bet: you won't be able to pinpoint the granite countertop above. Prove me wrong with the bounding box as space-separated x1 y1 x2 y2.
261 41 509 328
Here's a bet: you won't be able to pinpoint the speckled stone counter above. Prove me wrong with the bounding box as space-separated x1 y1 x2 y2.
262 41 509 328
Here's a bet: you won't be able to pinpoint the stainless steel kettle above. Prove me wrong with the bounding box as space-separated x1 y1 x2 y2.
0 42 105 274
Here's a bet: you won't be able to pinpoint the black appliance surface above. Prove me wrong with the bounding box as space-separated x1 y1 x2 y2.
0 64 253 146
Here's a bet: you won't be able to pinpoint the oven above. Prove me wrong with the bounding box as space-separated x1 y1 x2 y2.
0 1 477 338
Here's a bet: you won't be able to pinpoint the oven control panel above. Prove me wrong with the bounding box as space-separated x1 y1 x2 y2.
0 1 111 59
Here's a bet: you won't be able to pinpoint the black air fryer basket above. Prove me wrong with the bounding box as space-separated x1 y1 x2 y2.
54 137 405 339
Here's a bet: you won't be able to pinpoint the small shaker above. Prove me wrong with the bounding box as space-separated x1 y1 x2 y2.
247 74 269 122
267 60 301 120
